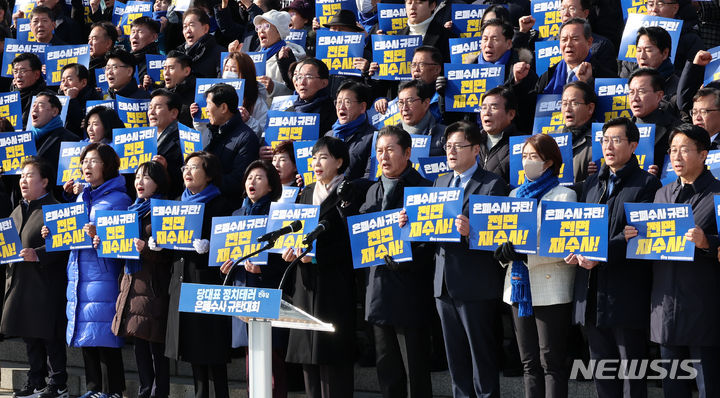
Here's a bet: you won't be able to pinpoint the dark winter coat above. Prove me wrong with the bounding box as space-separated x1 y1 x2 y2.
326 117 376 180
204 112 260 197
175 34 226 78
632 104 681 172
478 123 521 185
108 77 150 100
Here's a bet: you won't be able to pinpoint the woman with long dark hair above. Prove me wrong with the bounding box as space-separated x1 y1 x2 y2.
221 52 268 138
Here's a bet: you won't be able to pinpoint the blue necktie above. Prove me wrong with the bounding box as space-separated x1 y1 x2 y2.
452 175 461 188
567 69 576 84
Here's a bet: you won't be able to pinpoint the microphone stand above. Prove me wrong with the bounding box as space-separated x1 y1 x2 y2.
277 243 314 295
222 240 278 286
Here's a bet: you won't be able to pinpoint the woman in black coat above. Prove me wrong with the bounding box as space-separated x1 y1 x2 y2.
281 136 357 398
163 151 234 398
0 157 69 396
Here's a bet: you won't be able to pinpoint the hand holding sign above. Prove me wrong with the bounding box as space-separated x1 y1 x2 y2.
19 248 38 262
685 226 709 249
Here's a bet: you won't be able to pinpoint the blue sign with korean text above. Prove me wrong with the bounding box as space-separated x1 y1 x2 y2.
45 45 91 86
112 127 157 174
316 30 365 77
209 215 269 266
367 98 401 129
595 78 631 122
116 95 150 128
145 54 165 85
619 14 682 63
347 210 412 269
267 202 320 256
535 40 561 76
193 78 245 123
0 218 23 264
532 94 563 134
178 123 203 160
294 140 316 186
0 131 36 175
591 122 654 170
16 19 34 42
279 186 300 203
371 35 422 81
445 64 504 112
112 1 126 26
179 283 281 319
378 3 407 35
43 202 93 251
151 199 205 251
95 69 109 94
0 92 23 131
418 156 449 181
703 45 720 85
402 187 462 242
449 37 483 64
86 99 114 113
119 1 153 37
1 39 48 78
246 52 266 77
539 201 608 261
264 110 320 147
315 0 357 26
57 141 87 185
469 195 538 253
451 3 488 38
531 0 561 39
286 29 307 47
270 95 297 111
625 202 694 261
621 0 647 20
95 210 141 259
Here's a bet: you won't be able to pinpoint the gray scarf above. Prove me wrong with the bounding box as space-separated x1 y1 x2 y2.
402 110 434 135
380 174 400 210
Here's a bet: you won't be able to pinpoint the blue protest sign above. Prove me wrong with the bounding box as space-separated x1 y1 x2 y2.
347 210 412 269
595 78 631 122
178 123 203 160
451 3 487 37
178 283 282 319
715 196 720 236
86 99 114 113
173 0 190 12
535 40 561 76
0 218 23 264
119 1 153 37
469 195 538 253
1 39 48 78
145 54 165 85
539 201 608 261
531 0 561 39
286 29 308 47
316 30 365 77
112 127 157 174
270 95 297 111
449 37 483 64
115 95 150 127
16 19 35 42
621 0 647 20
315 0 357 26
13 0 36 16
418 156 450 181
209 215 269 266
45 45 91 86
661 150 720 185
57 141 87 185
0 92 23 131
703 45 720 85
264 110 320 147
279 186 300 203
444 64 504 112
193 78 245 123
43 202 93 251
0 131 36 175
371 35 422 81
619 14 682 62
532 94 563 134
112 1 126 26
625 202 694 261
402 187 462 242
95 210 141 259
267 202 320 256
367 98 401 129
378 3 407 35
591 122 654 170
95 68 109 94
550 133 574 185
246 52 266 77
150 199 205 251
294 140 316 186
509 135 531 188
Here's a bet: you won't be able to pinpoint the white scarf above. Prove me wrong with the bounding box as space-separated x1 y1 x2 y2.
313 174 344 206
408 15 433 37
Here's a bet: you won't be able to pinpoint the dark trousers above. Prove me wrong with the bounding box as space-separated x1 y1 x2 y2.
81 346 125 394
373 323 433 398
512 303 571 398
436 295 500 398
23 337 67 387
302 363 354 398
583 323 648 398
660 344 720 398
134 338 169 398
191 363 229 398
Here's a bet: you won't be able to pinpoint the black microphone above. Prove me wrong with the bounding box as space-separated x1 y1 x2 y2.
302 220 329 245
257 219 303 243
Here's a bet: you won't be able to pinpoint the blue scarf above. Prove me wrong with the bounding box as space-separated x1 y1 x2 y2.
181 183 221 203
477 49 511 66
543 51 592 94
31 115 63 142
124 195 161 274
332 113 367 141
262 39 287 60
358 10 378 34
153 10 167 20
512 168 559 317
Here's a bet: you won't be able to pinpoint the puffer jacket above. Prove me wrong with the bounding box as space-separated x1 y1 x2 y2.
66 175 132 347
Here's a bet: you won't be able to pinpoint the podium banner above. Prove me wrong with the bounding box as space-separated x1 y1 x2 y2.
179 283 281 319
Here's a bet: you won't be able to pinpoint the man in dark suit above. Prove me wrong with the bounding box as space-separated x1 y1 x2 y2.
147 89 184 197
401 121 508 398
690 87 720 149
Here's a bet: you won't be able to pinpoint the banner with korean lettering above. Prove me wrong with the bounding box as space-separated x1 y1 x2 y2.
402 187 462 242
286 29 307 47
451 3 487 38
0 92 23 131
347 210 411 269
45 45 91 86
150 199 205 251
591 122 654 170
418 156 449 181
532 94 563 134
378 3 407 35
270 94 297 111
371 35 422 81
531 0 561 40
178 283 281 319
193 78 245 123
178 123 203 160
267 202 320 256
367 98 401 129
0 131 36 174
1 39 48 78
539 201 608 261
16 19 34 42
57 141 86 185
661 150 720 185
294 140 316 186
95 210 140 259
95 69 109 94
508 135 531 188
145 54 165 86
469 195 537 253
0 218 22 263
316 31 364 76
115 95 150 127
86 99 114 113
264 110 320 147
279 186 300 203
209 215 268 266
119 1 153 37
625 202 694 261
595 78 631 122
535 40 561 76
703 45 720 85
449 37 483 64
112 127 157 174
246 52 266 77
619 14 682 62
316 0 357 26
621 0 647 20
13 0 36 16
444 64 504 112
112 1 126 25
43 202 93 251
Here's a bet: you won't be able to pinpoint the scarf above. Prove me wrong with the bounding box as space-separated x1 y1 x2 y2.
657 58 675 80
31 115 63 142
358 10 378 34
332 113 367 140
242 194 272 215
261 39 287 60
181 183 221 203
543 51 592 94
408 15 433 37
512 168 559 317
477 49 511 66
293 88 331 114
124 195 161 274
402 108 433 135
313 174 343 206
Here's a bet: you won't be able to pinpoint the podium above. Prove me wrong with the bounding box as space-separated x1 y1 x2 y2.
178 283 334 398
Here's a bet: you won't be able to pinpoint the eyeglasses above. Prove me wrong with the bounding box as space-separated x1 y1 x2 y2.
335 99 359 108
646 0 677 7
561 100 587 108
690 108 720 117
255 23 272 32
559 5 578 13
293 74 320 82
181 165 201 172
410 62 438 70
105 64 131 72
444 143 474 152
397 97 422 108
601 136 629 146
668 146 698 156
12 68 31 76
81 159 103 166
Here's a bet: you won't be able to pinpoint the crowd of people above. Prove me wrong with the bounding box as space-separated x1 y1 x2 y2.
0 0 719 397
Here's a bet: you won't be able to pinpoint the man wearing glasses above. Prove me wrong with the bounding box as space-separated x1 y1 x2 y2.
284 58 336 136
557 81 597 183
691 87 720 149
645 0 704 75
10 53 47 127
104 49 150 100
395 80 445 157
328 81 375 180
